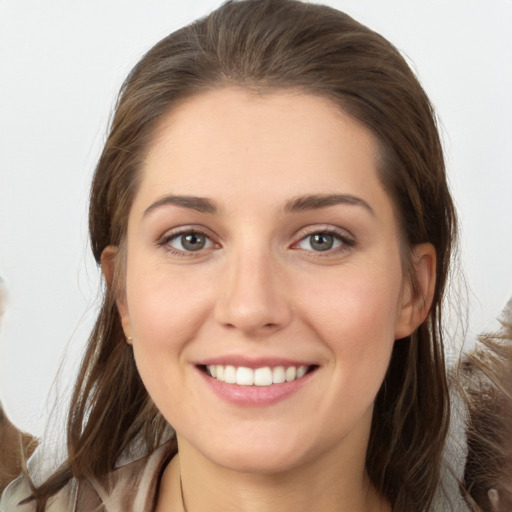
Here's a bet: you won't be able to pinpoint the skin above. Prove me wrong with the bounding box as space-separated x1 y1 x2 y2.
103 88 436 512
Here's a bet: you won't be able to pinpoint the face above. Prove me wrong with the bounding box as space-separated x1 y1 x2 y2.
112 88 433 475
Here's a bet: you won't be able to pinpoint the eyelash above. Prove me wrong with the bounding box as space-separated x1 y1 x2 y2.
291 226 355 257
157 226 355 257
157 227 218 257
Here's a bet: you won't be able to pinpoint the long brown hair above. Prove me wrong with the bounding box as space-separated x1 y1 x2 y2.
31 1 457 509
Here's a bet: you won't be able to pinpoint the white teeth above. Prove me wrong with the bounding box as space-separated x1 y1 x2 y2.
285 366 296 382
297 366 308 378
224 365 236 384
206 364 311 385
254 367 273 386
236 367 254 386
272 366 286 384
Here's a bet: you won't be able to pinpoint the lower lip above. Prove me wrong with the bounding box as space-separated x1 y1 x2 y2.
197 368 315 407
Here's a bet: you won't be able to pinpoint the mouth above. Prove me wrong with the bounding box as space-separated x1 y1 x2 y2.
198 364 318 386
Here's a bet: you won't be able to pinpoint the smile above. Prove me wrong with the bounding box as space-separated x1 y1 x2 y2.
206 365 311 386
197 362 318 406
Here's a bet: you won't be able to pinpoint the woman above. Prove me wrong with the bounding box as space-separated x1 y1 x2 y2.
1 0 462 510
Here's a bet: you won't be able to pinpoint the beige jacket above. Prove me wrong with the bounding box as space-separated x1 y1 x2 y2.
0 443 173 512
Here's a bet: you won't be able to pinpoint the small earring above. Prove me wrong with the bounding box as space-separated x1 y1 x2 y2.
127 336 133 343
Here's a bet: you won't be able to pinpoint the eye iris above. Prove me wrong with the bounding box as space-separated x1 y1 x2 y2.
181 233 206 251
310 233 334 251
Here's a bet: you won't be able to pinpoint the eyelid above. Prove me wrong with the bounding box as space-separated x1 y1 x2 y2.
157 225 221 255
290 225 355 253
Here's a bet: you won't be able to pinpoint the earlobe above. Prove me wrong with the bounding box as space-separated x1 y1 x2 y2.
394 243 436 340
101 245 132 342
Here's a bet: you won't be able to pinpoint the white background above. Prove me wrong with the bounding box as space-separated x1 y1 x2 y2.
1 0 511 437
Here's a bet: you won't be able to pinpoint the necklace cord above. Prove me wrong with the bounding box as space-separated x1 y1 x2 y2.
179 470 188 512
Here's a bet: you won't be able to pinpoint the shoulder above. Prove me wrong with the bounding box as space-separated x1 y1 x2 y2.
1 441 174 512
89 441 174 511
1 474 34 512
0 474 76 512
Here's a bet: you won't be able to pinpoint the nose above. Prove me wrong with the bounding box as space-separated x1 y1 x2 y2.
214 248 293 337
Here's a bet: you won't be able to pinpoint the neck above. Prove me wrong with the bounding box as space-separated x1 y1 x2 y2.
156 432 389 512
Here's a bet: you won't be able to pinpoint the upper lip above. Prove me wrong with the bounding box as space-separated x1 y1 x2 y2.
196 356 317 369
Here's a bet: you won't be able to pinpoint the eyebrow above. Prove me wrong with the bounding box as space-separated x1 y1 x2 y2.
143 193 375 218
144 195 217 217
283 194 375 216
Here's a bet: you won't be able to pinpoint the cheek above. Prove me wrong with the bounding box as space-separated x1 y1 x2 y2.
301 260 403 345
126 260 211 347
298 259 403 396
125 264 214 424
123 261 213 409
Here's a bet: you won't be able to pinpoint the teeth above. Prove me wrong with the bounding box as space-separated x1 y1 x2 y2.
206 364 311 385
236 366 254 386
285 366 296 382
224 365 236 384
254 367 272 386
272 366 286 384
297 366 308 378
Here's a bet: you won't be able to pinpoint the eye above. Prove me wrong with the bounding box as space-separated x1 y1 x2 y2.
297 233 340 252
165 231 214 253
295 230 354 253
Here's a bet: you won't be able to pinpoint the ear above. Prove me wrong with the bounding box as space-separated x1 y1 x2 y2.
101 246 133 343
394 243 436 340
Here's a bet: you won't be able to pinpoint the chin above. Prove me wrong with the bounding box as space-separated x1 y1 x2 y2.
212 446 307 475
184 428 314 475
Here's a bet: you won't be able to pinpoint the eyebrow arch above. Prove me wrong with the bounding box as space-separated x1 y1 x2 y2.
283 194 375 216
143 193 374 218
144 195 217 217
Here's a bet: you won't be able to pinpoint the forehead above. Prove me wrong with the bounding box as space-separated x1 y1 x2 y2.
135 88 388 214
